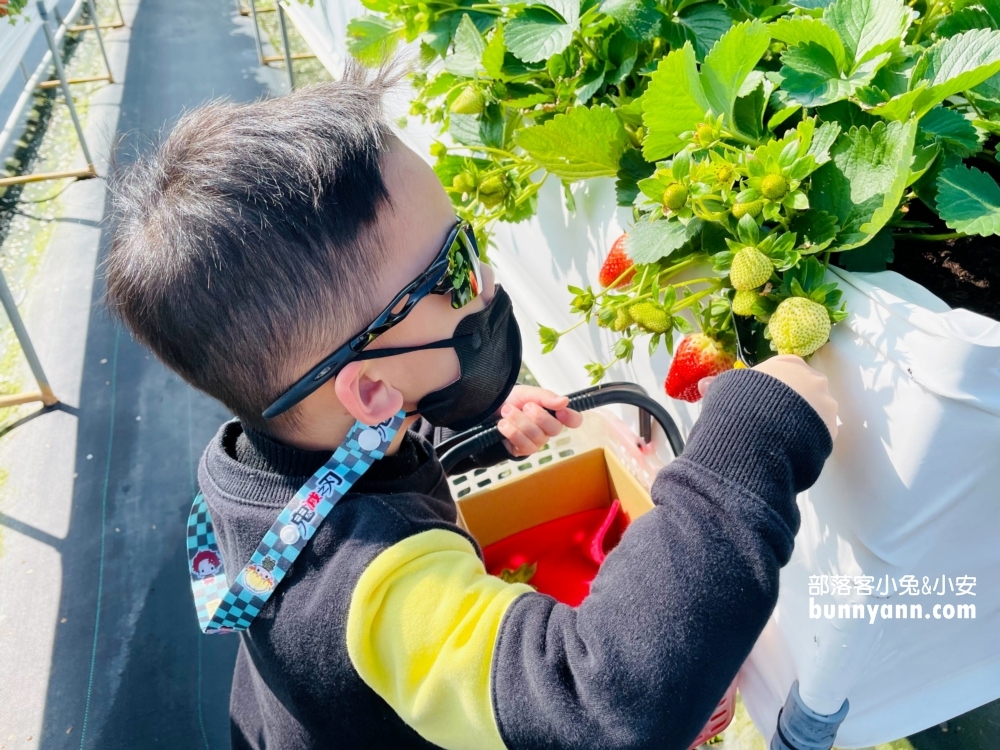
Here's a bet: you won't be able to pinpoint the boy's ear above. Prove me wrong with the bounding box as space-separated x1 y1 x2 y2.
333 361 405 426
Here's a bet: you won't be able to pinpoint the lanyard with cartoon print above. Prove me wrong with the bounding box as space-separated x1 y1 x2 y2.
186 412 404 634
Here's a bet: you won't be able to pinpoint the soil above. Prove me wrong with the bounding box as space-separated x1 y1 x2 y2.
881 196 1000 322
888 235 1000 321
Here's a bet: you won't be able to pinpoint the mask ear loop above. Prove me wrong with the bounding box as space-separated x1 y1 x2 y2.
352 335 477 418
351 334 476 362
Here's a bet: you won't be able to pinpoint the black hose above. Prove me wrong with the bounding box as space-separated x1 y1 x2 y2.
438 382 685 475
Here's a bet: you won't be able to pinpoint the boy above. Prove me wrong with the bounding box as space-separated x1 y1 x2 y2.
105 64 837 750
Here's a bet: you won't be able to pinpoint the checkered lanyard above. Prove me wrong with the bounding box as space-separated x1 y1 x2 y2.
187 412 405 634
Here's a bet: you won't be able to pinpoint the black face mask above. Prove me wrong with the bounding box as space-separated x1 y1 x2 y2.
411 286 522 431
352 286 521 432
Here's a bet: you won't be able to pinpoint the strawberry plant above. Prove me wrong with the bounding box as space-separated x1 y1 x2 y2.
1 0 28 20
350 0 1000 398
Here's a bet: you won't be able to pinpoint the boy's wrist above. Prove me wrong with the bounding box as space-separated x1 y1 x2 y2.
681 368 834 502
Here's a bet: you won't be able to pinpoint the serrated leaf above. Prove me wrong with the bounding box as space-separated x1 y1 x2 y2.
515 105 627 180
669 3 734 61
780 44 889 107
791 210 840 252
505 0 581 63
576 67 607 102
449 105 504 149
909 28 1000 118
445 14 487 76
937 7 996 38
482 25 506 78
866 82 928 121
907 142 940 186
600 0 661 41
769 16 848 72
626 219 704 263
838 226 894 270
822 0 912 69
616 148 656 206
641 43 709 160
347 17 403 66
919 106 982 157
807 121 842 164
811 119 918 249
701 21 771 125
733 78 770 140
936 165 1000 235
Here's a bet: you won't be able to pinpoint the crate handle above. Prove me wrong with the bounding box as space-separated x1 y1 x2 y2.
438 382 685 476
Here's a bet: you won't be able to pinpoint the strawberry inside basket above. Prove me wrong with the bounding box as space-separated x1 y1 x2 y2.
483 499 629 606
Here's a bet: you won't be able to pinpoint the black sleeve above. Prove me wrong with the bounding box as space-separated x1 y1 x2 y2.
491 368 833 750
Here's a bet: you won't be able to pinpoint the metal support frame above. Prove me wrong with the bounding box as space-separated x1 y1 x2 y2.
0 265 58 409
245 0 314 89
70 0 126 31
276 3 295 90
0 0 112 188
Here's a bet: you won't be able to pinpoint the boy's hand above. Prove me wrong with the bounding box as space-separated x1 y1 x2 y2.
497 386 583 457
698 354 838 440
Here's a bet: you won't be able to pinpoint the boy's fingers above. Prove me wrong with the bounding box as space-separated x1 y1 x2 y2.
500 405 547 449
554 407 583 429
497 417 537 456
505 385 570 411
697 376 716 398
521 402 564 437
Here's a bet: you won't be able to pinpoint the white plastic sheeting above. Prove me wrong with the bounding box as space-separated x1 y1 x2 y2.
282 5 1000 745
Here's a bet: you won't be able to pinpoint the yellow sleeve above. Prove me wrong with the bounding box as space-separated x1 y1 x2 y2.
346 528 533 750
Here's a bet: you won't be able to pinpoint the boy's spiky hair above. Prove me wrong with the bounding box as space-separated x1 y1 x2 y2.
106 63 406 432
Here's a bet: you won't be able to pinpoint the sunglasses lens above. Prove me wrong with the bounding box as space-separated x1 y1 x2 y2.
446 224 484 309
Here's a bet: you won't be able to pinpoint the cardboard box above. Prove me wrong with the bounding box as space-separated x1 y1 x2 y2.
456 446 654 547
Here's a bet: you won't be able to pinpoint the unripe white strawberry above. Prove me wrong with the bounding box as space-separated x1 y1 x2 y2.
731 289 758 317
767 297 831 356
729 246 773 290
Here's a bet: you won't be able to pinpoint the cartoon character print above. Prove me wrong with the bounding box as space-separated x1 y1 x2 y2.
243 559 277 595
192 549 222 579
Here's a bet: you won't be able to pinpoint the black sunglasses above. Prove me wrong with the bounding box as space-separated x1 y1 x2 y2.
262 220 484 419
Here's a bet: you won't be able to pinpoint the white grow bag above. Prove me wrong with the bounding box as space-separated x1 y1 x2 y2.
281 6 1000 745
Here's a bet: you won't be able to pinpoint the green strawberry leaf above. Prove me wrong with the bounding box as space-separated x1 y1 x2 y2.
810 119 918 250
919 106 983 157
779 44 889 107
936 7 996 38
576 65 608 103
822 0 912 70
445 14 487 76
837 226 895 271
346 16 403 66
769 16 848 72
640 43 709 160
506 0 581 63
701 21 772 126
791 210 840 253
515 104 628 180
599 0 662 41
935 164 1000 235
626 218 704 263
450 104 505 149
908 29 1000 118
866 83 928 121
668 3 734 62
482 25 506 78
616 148 655 206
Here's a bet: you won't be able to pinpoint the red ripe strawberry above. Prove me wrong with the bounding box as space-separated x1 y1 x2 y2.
665 334 735 402
598 233 635 289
